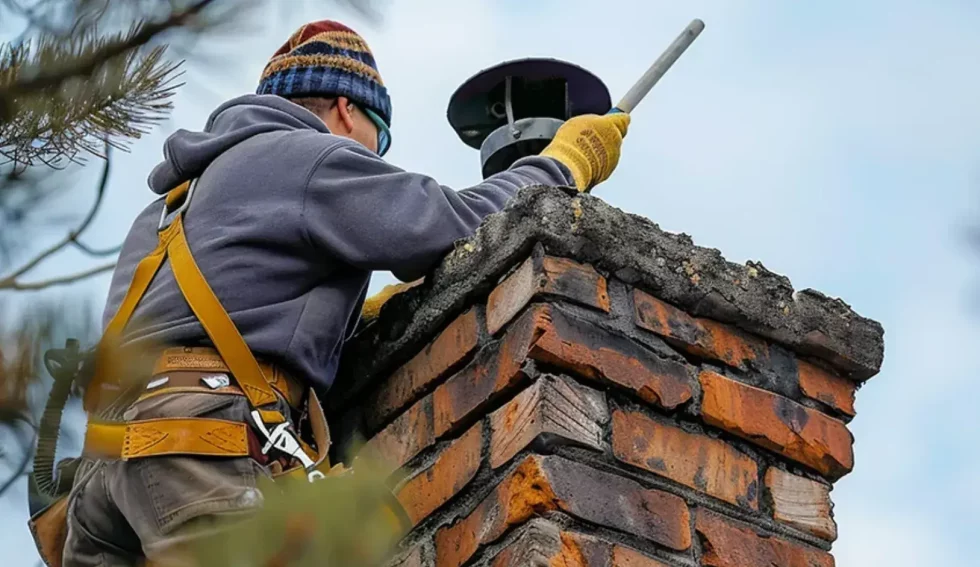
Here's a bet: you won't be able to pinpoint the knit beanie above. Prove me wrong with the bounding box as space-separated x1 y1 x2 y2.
257 20 392 127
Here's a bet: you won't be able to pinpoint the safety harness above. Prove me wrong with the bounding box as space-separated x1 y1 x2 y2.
82 179 329 478
28 179 410 567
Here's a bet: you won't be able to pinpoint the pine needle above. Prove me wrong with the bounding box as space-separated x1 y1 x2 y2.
0 28 183 170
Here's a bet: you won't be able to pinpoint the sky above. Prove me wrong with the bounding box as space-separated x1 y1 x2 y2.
3 0 980 565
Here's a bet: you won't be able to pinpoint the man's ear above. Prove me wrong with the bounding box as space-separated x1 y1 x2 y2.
336 96 356 133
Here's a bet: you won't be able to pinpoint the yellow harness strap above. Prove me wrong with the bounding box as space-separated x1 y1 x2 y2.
84 418 249 460
82 179 323 463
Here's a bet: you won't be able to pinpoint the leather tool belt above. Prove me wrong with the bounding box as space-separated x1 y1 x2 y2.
82 346 325 477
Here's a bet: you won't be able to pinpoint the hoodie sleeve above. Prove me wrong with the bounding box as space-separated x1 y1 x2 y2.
302 139 575 282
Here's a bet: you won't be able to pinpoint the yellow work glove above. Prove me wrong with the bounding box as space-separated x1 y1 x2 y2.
360 279 424 321
540 112 631 192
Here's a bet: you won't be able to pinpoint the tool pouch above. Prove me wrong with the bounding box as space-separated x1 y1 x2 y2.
28 495 69 567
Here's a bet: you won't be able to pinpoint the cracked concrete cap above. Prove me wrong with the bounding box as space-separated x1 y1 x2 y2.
333 186 884 407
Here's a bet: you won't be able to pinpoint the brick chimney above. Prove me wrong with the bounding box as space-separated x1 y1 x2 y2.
328 187 884 567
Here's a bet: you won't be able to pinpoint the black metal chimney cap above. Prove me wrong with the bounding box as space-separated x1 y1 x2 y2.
447 58 611 150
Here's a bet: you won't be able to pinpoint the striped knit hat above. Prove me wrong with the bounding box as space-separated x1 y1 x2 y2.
257 20 392 128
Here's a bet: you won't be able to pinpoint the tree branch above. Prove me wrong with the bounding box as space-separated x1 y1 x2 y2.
0 428 34 499
0 0 218 100
4 261 116 291
71 240 123 257
0 145 113 289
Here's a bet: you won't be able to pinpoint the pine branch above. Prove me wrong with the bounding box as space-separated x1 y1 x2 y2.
0 37 184 169
0 0 217 99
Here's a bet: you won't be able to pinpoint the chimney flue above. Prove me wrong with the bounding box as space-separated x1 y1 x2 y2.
447 58 611 178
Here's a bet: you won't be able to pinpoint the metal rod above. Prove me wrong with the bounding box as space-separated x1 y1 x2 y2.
504 76 520 138
613 18 705 114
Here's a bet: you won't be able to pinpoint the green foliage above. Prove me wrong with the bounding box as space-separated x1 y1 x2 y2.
187 456 407 567
0 31 182 171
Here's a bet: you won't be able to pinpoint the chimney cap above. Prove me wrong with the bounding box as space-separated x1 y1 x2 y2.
447 58 612 150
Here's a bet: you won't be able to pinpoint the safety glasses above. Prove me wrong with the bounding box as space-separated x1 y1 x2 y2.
360 106 391 157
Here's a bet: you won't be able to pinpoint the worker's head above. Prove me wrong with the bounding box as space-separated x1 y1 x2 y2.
257 20 392 156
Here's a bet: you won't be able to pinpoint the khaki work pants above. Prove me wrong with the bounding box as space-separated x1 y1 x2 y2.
62 390 286 566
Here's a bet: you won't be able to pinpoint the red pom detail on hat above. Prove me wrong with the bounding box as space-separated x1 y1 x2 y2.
271 20 359 58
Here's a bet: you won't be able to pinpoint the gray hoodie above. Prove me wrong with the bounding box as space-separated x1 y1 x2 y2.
102 94 574 396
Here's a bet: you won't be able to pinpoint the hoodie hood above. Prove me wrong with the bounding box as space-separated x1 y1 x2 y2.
148 94 329 194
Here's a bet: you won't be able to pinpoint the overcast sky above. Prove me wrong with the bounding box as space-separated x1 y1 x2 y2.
3 0 980 565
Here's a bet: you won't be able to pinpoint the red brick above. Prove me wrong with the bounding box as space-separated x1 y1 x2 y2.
528 308 693 409
396 423 483 526
696 510 834 567
366 304 538 478
432 305 550 437
611 409 758 509
633 290 768 370
611 546 670 567
491 523 669 567
797 360 856 417
488 254 610 336
362 396 435 477
699 371 853 480
766 468 837 541
366 308 482 431
490 375 607 468
435 455 691 567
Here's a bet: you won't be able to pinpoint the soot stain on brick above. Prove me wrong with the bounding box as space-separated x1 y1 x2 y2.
774 396 810 433
550 306 693 388
646 456 667 472
544 265 599 306
693 465 709 492
759 344 803 400
738 479 759 510
667 312 702 346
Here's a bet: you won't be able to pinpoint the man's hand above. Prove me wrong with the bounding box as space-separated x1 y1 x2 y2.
360 279 424 322
540 113 631 192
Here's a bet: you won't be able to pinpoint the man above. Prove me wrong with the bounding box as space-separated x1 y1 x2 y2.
61 19 629 566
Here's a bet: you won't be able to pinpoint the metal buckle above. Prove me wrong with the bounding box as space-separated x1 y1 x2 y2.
249 410 325 482
158 178 198 230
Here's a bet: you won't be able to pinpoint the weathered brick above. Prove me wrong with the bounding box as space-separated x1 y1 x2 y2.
366 308 482 431
699 370 854 480
490 521 572 567
491 522 670 567
766 467 837 541
611 546 670 567
391 544 424 567
362 396 435 477
633 289 769 370
432 305 549 437
488 254 610 335
529 307 693 410
797 360 856 417
611 409 758 509
396 423 483 526
696 510 834 567
435 455 691 567
490 375 608 468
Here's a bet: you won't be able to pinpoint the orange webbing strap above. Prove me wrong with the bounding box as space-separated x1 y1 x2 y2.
84 418 249 460
166 213 284 424
83 206 183 413
84 180 285 425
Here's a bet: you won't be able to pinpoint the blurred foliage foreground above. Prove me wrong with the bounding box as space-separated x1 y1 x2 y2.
188 459 408 567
